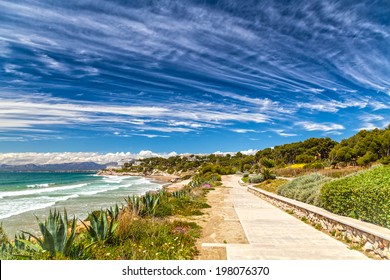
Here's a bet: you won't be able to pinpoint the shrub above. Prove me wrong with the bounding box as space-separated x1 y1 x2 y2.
249 174 265 184
277 173 332 207
260 158 275 168
380 156 390 165
356 151 378 166
262 168 276 180
321 165 390 228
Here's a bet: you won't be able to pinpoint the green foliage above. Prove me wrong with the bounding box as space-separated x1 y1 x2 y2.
262 168 276 180
125 195 143 216
356 151 378 166
108 204 120 221
200 164 234 175
260 158 275 168
303 162 324 169
142 192 161 216
93 219 201 260
249 174 265 184
20 209 77 257
330 126 390 165
321 165 390 228
277 173 332 207
172 190 188 199
256 137 337 165
189 175 204 188
82 209 118 242
296 154 315 163
380 156 390 165
0 223 9 245
202 172 221 182
254 179 288 193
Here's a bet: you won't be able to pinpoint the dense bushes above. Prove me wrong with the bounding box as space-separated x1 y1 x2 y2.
321 165 390 228
277 174 332 207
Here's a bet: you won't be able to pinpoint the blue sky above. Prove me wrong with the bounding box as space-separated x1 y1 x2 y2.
0 0 389 155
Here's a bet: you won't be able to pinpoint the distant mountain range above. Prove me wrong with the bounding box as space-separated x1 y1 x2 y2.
0 162 117 172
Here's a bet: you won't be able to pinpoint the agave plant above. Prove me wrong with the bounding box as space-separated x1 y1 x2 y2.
172 190 188 199
14 232 31 251
125 195 144 216
19 209 77 257
81 209 118 242
142 192 160 216
107 204 120 221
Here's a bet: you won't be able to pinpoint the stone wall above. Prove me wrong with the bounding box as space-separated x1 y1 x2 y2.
248 186 390 260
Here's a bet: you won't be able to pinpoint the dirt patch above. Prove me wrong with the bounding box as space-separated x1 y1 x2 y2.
190 180 248 260
163 179 191 192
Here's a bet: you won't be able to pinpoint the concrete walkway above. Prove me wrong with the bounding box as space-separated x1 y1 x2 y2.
222 175 368 260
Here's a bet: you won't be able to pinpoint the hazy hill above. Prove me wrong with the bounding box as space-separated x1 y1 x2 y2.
0 162 117 172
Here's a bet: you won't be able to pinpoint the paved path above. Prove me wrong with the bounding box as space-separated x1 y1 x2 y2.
222 175 368 260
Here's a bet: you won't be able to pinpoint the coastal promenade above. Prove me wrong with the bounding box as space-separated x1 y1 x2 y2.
220 175 367 260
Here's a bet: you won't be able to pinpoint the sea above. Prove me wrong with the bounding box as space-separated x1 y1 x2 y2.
0 172 163 237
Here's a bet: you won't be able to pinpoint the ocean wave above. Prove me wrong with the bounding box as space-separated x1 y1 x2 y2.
102 175 135 183
26 183 54 188
78 188 117 196
0 194 81 219
0 183 88 198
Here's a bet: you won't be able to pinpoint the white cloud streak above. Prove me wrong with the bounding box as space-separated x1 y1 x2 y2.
295 121 345 131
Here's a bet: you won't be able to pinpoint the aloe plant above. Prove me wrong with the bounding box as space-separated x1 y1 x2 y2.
20 209 77 257
81 209 118 242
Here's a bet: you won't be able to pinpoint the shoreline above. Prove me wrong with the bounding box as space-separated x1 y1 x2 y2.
0 172 172 238
97 169 190 192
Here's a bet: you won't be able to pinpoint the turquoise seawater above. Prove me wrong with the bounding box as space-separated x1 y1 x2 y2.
0 172 162 236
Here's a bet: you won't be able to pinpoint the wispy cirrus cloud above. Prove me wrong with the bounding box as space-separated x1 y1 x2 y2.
273 130 298 137
231 129 256 134
295 121 345 132
0 0 389 152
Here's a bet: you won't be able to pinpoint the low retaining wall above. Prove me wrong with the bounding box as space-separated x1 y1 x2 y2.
248 186 390 260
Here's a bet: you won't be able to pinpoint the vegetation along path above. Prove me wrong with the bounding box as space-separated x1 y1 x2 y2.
219 175 368 260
